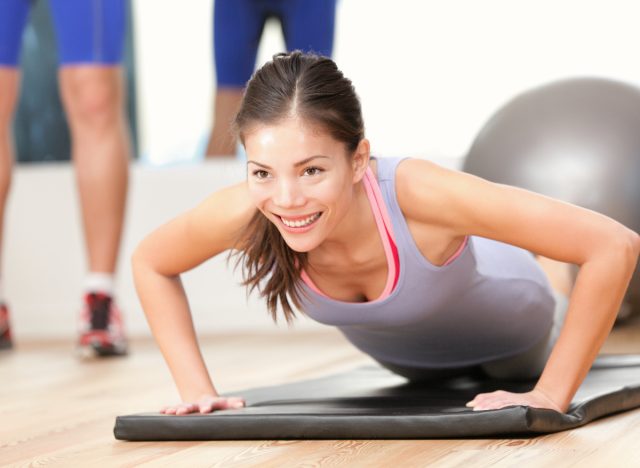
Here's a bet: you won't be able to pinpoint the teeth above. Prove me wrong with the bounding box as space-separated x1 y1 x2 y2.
281 212 321 228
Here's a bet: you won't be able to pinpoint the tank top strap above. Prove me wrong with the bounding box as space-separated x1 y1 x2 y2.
372 157 433 268
374 156 470 268
373 156 407 183
371 157 410 241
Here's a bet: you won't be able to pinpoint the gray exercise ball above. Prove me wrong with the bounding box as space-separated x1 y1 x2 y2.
463 77 640 315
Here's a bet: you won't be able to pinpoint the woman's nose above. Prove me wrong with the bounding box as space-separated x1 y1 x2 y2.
273 179 305 208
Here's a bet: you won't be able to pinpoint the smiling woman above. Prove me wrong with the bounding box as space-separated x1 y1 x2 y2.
132 51 640 417
231 53 369 320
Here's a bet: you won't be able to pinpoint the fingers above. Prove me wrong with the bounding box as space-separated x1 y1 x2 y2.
201 396 245 413
160 402 198 415
466 391 514 411
468 400 511 411
160 396 246 415
225 397 246 409
177 404 199 415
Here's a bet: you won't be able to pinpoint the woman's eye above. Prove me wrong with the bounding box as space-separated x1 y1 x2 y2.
304 166 322 176
253 170 270 179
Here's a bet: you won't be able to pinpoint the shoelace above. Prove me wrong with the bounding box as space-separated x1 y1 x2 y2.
0 307 9 335
89 294 112 330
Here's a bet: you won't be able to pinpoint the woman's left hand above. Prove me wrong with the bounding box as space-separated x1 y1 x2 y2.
466 388 564 412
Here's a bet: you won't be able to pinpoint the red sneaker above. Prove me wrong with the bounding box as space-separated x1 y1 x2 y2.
78 293 128 357
0 303 12 350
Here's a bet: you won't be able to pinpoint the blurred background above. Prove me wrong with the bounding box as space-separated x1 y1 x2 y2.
7 0 640 339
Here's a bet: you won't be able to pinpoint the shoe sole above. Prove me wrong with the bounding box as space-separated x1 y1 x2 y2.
77 342 128 359
78 332 128 358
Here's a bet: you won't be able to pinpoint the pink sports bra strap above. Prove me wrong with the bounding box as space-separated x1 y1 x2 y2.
300 166 400 301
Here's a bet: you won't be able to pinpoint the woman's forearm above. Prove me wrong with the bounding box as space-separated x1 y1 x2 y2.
132 256 218 402
535 241 639 411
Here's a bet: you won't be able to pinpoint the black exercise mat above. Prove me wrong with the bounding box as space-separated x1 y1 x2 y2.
114 354 640 440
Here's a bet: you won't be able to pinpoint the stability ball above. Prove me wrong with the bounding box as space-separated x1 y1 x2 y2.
463 77 640 315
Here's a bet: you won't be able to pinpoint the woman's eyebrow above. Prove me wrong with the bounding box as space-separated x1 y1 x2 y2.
247 155 330 169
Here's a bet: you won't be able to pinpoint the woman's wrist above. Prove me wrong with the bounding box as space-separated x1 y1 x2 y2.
182 387 219 402
177 374 218 401
533 380 571 412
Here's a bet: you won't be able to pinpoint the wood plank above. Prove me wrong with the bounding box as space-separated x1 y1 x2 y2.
1 318 639 466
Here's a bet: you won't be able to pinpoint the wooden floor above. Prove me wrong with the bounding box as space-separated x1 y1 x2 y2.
2 318 640 468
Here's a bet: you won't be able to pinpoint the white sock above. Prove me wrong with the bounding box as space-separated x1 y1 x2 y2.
84 272 115 296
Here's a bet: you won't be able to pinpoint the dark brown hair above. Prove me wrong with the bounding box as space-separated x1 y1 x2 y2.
232 51 364 323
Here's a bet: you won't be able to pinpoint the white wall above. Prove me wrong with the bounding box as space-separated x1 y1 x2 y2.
133 0 640 164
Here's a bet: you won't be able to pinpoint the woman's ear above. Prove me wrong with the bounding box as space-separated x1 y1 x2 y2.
351 139 371 183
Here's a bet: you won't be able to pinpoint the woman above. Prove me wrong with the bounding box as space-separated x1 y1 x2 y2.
132 52 640 415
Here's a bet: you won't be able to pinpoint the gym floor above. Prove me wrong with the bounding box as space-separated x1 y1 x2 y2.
2 318 640 467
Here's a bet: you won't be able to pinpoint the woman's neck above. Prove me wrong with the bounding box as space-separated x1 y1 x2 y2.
307 171 382 269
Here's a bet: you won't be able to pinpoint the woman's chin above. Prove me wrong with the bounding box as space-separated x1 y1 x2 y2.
277 229 321 253
282 237 318 253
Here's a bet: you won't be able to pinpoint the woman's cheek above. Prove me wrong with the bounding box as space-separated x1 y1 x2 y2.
248 185 271 208
311 178 342 204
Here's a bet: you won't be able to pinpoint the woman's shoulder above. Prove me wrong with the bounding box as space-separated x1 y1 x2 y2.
196 180 254 218
132 181 257 274
395 157 446 182
206 180 255 216
186 181 257 247
394 158 475 231
395 158 450 216
390 158 475 261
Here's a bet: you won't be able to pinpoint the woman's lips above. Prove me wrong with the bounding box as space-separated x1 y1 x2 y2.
277 212 323 231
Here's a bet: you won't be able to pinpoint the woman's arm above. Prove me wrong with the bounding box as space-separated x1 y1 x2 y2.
132 182 256 414
397 159 640 412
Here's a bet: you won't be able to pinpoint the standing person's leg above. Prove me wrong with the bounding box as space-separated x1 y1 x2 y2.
0 0 31 350
206 0 266 157
50 0 130 356
59 67 129 277
0 70 19 350
207 89 244 157
280 0 337 57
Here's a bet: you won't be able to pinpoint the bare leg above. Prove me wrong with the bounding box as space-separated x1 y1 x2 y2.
205 88 244 157
58 66 129 274
0 69 19 348
0 69 20 278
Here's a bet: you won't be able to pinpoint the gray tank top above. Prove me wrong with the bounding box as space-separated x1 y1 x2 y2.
299 157 556 369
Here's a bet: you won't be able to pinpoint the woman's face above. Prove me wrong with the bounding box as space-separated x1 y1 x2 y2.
245 117 366 253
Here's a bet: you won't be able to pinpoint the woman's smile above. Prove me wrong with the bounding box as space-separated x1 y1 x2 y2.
276 211 324 232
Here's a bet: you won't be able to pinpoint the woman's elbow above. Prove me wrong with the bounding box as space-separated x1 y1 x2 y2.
131 239 183 281
631 231 640 256
628 229 640 260
131 241 152 275
610 227 640 269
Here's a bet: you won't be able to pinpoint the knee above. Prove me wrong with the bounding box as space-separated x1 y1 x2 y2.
0 70 20 128
61 70 124 131
0 157 12 199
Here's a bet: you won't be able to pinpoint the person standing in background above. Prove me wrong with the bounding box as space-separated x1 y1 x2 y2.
0 0 131 356
206 0 338 157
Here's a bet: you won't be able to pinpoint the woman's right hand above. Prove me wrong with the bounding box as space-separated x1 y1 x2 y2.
160 395 246 415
